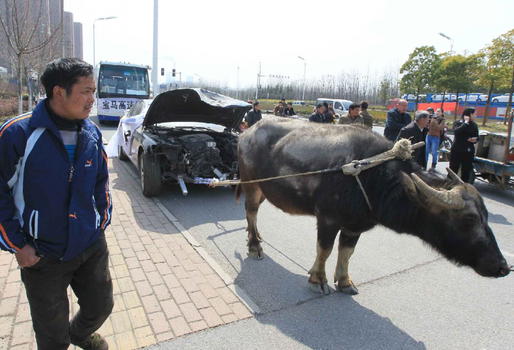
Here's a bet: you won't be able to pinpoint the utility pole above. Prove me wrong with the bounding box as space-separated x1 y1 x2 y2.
255 61 261 100
152 0 159 96
298 56 307 101
236 65 240 99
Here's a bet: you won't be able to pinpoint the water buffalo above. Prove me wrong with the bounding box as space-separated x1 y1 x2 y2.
238 118 511 295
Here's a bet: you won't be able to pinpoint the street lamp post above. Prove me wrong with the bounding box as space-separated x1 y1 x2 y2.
298 56 306 101
93 16 117 67
438 32 454 54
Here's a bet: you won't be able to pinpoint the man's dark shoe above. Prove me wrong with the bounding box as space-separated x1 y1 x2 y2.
71 333 108 350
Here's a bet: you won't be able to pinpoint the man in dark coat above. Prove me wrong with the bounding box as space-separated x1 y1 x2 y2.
384 99 411 141
245 101 262 127
309 104 333 124
397 110 429 168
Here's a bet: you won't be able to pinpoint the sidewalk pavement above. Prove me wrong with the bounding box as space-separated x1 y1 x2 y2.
0 158 252 350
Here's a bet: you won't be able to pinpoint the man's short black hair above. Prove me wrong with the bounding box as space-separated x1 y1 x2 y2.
462 108 475 117
41 58 94 98
253 101 259 107
316 103 323 108
360 101 369 110
349 103 360 111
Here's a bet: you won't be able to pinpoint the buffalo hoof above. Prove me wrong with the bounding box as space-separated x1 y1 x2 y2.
247 249 263 260
336 282 359 295
308 281 331 295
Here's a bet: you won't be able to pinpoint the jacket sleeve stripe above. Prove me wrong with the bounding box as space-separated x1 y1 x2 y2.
100 186 111 229
0 115 31 138
0 223 20 252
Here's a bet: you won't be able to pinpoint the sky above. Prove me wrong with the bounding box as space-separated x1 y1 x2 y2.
64 0 514 88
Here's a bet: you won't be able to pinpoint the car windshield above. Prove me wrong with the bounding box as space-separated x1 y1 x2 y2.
98 65 149 98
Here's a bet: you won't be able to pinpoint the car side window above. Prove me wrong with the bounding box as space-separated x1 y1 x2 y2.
334 102 343 110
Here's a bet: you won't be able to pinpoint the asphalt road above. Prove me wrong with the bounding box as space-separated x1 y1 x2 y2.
97 119 514 350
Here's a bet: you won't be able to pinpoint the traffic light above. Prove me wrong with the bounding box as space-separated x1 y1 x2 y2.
172 68 176 77
160 68 164 76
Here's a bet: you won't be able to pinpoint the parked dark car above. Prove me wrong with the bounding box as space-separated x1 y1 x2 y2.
114 88 251 196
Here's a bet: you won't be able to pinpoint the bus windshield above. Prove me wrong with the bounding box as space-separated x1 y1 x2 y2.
98 65 149 98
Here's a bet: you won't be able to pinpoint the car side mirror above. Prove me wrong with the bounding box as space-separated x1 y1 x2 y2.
124 130 131 143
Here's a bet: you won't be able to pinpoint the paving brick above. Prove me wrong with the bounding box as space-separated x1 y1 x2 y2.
0 316 14 337
230 302 252 319
2 282 21 298
155 263 172 275
199 307 223 328
0 297 17 316
112 294 126 313
162 274 180 289
15 303 31 323
153 284 171 301
140 260 157 273
122 291 142 309
11 321 33 346
117 277 135 293
189 320 209 332
148 312 170 334
114 330 137 350
97 316 114 337
134 280 153 297
160 299 181 319
155 331 174 343
179 302 202 322
179 277 199 293
221 313 238 324
110 311 132 333
170 287 190 304
109 254 124 266
209 296 232 316
146 271 164 286
141 294 161 314
189 291 210 309
198 282 219 299
169 316 192 337
217 287 239 304
127 307 149 329
113 264 129 278
129 267 146 282
134 326 156 348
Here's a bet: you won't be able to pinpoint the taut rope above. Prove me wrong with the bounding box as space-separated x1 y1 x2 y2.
210 139 424 187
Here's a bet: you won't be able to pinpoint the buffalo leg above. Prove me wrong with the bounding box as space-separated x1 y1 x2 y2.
308 218 339 295
334 231 361 295
244 184 266 259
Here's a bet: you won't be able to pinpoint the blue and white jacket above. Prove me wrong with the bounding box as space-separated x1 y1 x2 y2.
0 100 112 261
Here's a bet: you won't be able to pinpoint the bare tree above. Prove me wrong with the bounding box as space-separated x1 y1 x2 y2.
0 0 62 113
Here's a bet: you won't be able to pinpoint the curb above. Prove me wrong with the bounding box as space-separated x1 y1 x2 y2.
117 159 262 315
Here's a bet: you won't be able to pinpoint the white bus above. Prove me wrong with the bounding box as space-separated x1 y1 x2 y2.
95 61 150 123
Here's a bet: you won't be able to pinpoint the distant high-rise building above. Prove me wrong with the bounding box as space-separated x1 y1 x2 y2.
63 12 74 57
73 22 83 59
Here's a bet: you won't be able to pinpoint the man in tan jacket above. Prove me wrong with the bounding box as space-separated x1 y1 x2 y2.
339 103 365 125
425 108 446 169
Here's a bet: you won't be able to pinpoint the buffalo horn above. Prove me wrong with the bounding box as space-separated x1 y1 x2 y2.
410 173 465 209
446 167 465 185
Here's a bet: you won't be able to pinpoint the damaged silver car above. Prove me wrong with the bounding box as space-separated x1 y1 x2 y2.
116 88 251 197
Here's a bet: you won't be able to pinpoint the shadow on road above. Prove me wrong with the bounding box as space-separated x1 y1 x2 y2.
235 252 426 350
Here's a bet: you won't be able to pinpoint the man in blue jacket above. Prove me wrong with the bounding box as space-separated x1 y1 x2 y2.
0 58 113 350
384 99 411 141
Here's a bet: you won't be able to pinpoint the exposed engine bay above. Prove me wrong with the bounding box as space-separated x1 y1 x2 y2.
147 126 239 189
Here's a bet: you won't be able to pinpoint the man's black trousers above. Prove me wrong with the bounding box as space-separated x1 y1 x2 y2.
20 236 113 350
449 150 474 183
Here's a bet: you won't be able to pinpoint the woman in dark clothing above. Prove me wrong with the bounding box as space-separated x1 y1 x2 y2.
449 108 479 183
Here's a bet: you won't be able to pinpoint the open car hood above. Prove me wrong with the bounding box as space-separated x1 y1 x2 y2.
143 88 251 129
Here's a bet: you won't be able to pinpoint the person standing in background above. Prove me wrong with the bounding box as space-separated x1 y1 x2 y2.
425 108 445 170
245 101 262 127
384 99 411 141
359 101 373 129
450 108 479 183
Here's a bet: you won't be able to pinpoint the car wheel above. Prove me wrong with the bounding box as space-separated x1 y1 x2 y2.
119 145 129 161
139 153 162 197
492 99 498 103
